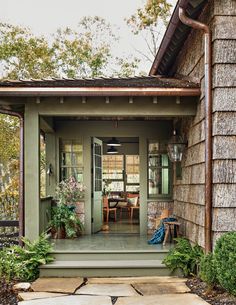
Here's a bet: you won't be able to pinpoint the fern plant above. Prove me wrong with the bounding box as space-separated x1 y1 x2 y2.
0 233 54 281
163 238 203 277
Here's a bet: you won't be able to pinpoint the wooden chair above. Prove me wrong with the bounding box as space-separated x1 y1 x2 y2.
103 197 117 222
163 221 181 245
154 209 171 229
126 194 139 221
119 193 138 220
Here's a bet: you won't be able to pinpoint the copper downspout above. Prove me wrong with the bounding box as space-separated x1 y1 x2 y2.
0 109 24 245
179 7 212 253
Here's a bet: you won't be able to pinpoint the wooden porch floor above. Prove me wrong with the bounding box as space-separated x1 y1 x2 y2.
51 234 172 252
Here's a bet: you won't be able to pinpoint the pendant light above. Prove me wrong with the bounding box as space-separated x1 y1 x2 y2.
107 137 121 147
107 146 118 154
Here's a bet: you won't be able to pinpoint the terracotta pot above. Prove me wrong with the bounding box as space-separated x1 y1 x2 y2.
57 226 66 239
51 226 66 239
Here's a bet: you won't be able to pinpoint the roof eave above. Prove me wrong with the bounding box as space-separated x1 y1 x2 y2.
0 86 200 97
149 0 188 76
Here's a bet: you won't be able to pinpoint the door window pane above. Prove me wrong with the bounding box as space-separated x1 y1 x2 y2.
60 139 83 182
148 141 171 198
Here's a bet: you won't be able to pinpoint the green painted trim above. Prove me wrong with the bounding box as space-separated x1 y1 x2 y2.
24 103 40 240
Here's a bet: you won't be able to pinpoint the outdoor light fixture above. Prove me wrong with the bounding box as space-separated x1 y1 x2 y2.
81 97 86 104
167 130 187 162
107 137 121 147
107 146 118 154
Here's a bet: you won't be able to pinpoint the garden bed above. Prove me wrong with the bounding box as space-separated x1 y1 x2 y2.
0 279 18 305
187 277 236 305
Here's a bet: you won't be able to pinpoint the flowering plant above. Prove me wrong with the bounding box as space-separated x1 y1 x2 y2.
55 176 86 205
102 179 112 197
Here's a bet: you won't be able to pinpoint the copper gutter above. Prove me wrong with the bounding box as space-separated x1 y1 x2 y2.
0 109 24 245
179 7 212 253
0 87 200 97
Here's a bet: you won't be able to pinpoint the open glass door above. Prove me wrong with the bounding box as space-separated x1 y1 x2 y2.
92 137 103 233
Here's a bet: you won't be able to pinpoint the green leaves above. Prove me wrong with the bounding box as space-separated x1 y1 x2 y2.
126 0 172 61
0 233 54 282
200 252 217 289
50 204 84 238
0 23 57 79
0 17 140 80
214 232 236 296
163 238 204 277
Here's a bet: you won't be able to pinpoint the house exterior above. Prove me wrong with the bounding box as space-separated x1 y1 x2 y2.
0 0 235 254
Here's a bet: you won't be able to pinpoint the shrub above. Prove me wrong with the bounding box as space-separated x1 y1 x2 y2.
0 233 54 282
163 238 204 276
214 232 236 296
200 253 217 288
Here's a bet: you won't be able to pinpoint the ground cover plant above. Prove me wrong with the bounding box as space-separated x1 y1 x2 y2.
163 237 203 276
0 233 53 282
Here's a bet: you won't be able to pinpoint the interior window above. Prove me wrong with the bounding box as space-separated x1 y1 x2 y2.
126 155 140 192
102 154 140 193
148 141 171 198
103 155 124 192
60 139 83 182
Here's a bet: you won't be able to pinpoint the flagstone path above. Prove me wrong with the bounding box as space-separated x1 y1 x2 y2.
18 276 210 305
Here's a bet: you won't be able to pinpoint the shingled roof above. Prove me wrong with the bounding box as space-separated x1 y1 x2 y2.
149 0 208 76
0 76 198 88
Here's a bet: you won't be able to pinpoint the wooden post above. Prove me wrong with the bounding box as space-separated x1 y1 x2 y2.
24 104 40 240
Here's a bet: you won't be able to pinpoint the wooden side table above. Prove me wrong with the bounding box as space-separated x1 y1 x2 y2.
163 221 181 245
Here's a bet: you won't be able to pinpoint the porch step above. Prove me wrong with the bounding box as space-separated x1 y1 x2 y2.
51 249 169 261
40 259 172 277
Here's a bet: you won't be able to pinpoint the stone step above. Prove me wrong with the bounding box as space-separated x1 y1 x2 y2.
51 250 169 261
40 259 173 277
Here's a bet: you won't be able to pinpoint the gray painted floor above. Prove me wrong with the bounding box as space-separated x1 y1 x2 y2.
51 234 172 252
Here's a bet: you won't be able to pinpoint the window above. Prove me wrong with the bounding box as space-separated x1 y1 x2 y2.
103 155 124 192
126 155 140 192
94 143 102 191
102 155 140 193
148 141 171 198
60 139 83 182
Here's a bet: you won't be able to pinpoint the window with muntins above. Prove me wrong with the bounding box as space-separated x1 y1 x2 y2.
102 155 139 192
148 141 171 198
60 139 83 182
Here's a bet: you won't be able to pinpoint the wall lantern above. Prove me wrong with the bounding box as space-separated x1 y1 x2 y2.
107 146 118 154
107 137 121 147
167 130 187 162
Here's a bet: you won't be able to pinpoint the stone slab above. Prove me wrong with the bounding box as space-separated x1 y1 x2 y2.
31 277 84 294
76 284 139 297
87 276 186 284
133 283 190 295
13 282 31 292
19 295 112 305
18 292 66 301
115 294 210 305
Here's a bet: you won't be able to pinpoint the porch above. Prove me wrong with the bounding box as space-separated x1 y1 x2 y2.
40 234 174 277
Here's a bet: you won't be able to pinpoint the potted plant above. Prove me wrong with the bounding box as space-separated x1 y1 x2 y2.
50 176 85 238
50 204 83 238
55 176 85 206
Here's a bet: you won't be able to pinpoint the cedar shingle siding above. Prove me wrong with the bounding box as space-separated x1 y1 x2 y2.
173 0 236 247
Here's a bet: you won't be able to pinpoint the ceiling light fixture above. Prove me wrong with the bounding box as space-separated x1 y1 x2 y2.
107 137 121 147
107 146 118 154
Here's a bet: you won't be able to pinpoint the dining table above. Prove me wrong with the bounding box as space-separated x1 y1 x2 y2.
108 197 127 208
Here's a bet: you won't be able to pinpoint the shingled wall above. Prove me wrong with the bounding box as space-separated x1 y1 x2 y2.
173 0 236 247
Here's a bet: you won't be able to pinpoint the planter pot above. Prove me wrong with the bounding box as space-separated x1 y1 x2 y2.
51 226 66 239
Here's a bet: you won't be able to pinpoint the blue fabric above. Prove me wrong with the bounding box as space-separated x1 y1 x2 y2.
148 217 177 244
